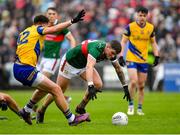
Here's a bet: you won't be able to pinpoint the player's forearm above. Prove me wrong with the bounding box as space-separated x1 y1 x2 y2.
66 33 76 48
86 66 94 85
112 61 127 86
7 98 20 116
69 37 76 48
86 55 96 85
120 37 128 56
44 20 72 34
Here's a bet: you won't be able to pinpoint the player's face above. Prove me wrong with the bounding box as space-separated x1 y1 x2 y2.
136 12 147 26
105 45 116 60
46 9 58 25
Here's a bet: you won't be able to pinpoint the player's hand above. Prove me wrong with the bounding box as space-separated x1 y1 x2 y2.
123 85 131 102
96 89 102 93
0 101 8 111
71 9 86 24
118 56 126 67
88 85 97 100
152 56 160 67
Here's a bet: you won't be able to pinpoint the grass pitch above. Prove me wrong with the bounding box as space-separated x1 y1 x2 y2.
0 90 180 134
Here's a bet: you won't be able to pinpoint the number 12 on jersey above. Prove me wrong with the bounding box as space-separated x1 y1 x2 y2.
17 31 30 45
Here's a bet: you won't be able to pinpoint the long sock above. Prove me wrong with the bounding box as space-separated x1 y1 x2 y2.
129 100 134 106
63 109 75 123
40 105 47 113
78 99 89 109
138 104 142 110
24 100 36 113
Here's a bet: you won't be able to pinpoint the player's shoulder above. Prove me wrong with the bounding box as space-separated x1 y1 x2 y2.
23 25 41 33
20 26 32 34
88 40 105 50
95 40 106 50
129 21 136 27
146 22 154 29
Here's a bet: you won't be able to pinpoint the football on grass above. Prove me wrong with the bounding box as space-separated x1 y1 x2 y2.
112 112 128 125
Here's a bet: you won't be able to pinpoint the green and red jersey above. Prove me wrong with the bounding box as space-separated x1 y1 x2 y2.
43 28 69 58
66 40 107 69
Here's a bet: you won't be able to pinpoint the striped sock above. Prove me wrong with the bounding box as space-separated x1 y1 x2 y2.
24 100 36 113
64 109 75 123
138 104 142 109
129 100 134 106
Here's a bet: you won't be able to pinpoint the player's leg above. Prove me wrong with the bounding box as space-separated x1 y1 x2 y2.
41 57 71 102
36 75 71 123
137 71 147 115
21 75 89 125
31 58 53 112
35 58 61 123
32 58 56 105
76 68 103 114
0 92 20 116
33 71 54 123
127 68 138 115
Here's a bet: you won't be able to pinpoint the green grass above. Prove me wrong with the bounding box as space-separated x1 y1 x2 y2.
0 90 180 134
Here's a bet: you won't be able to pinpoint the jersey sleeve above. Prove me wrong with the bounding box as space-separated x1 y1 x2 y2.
37 26 45 35
122 24 131 38
56 28 70 35
89 48 101 60
62 28 70 35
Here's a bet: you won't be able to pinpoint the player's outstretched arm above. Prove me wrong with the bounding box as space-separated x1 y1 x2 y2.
86 54 97 100
111 60 127 85
111 60 131 101
43 9 86 34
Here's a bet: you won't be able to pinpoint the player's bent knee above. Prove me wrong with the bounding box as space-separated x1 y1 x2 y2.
139 86 145 91
131 80 137 87
138 82 145 90
51 85 63 96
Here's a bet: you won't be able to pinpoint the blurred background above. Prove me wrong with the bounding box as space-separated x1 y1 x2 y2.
0 0 179 92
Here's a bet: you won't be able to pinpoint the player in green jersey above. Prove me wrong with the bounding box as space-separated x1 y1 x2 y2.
38 7 76 77
36 39 131 122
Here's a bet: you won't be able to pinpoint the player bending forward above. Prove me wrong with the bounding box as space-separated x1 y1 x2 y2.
36 39 131 123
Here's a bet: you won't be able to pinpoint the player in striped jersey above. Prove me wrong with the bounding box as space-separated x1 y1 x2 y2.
13 10 89 126
35 7 76 123
119 6 160 115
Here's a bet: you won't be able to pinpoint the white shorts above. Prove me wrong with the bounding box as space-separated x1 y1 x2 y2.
58 54 86 79
32 72 45 87
37 57 60 75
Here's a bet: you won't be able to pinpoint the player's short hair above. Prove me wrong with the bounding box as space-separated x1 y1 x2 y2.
109 40 121 54
136 6 148 14
33 15 49 24
47 7 58 12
